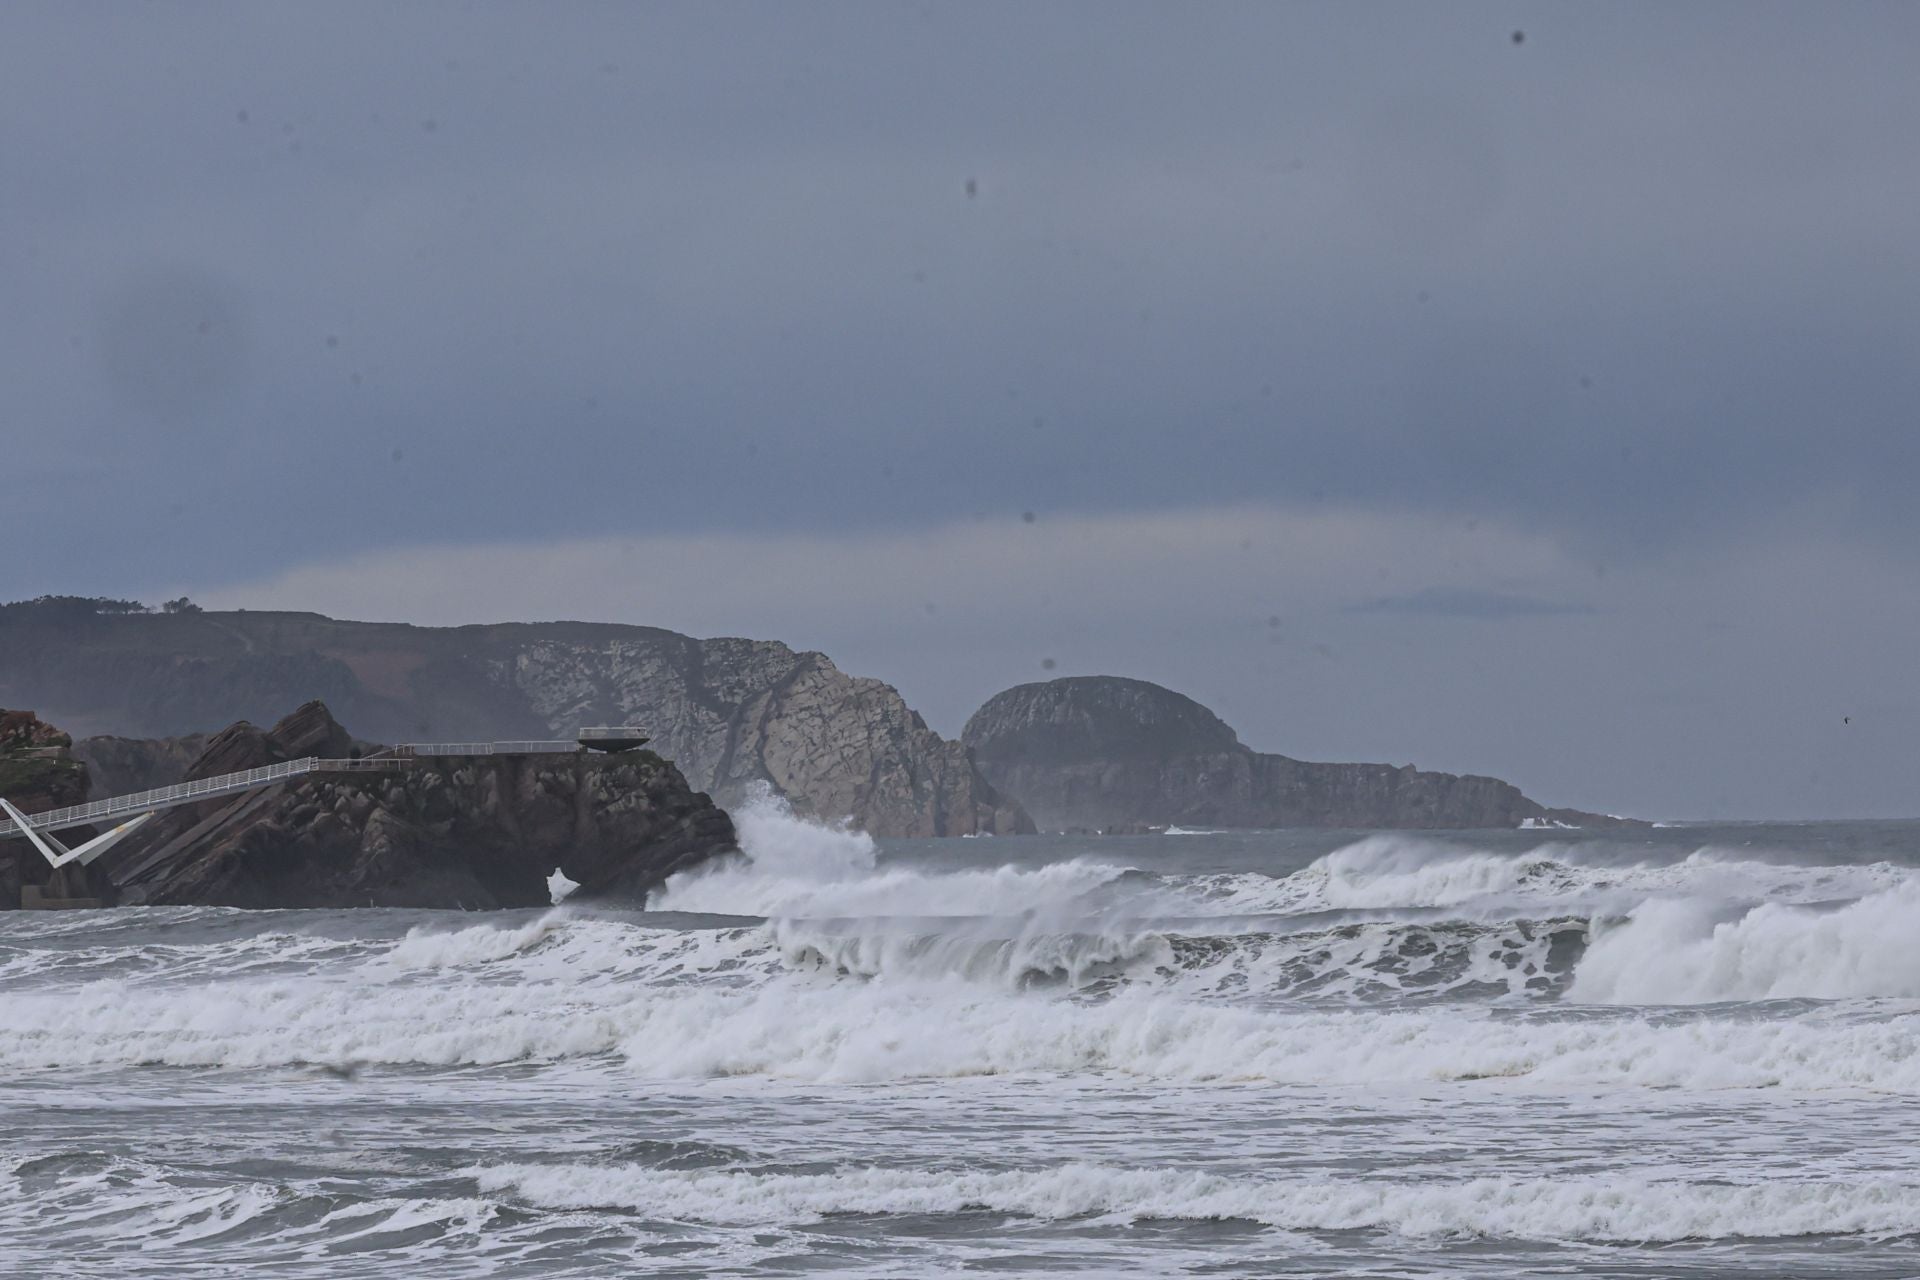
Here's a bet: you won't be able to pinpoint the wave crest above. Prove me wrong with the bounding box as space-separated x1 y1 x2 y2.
653 785 1132 918
1572 881 1920 1003
476 1159 1920 1241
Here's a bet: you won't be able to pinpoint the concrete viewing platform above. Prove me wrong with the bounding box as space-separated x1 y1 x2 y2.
577 726 652 752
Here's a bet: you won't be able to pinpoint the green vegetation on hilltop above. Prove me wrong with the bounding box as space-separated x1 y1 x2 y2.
0 595 200 619
0 754 84 797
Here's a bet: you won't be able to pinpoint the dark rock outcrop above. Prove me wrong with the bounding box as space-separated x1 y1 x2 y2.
0 604 1029 838
0 710 102 907
963 677 1628 831
0 708 77 757
72 731 208 799
89 702 738 909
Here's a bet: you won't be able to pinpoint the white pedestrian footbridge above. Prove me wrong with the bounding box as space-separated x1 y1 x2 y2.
0 757 410 869
0 728 650 869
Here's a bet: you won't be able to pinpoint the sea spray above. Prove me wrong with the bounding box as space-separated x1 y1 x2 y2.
1570 879 1920 1003
1193 838 1918 917
11 823 1920 1276
652 784 1137 918
3 913 1918 1087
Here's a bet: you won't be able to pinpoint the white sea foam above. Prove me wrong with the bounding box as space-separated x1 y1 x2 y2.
1570 880 1920 1003
653 794 1915 932
773 914 1574 1001
653 786 1133 918
599 986 1920 1088
0 929 374 988
8 819 1920 1092
476 1159 1920 1241
371 911 575 972
1193 836 1916 917
774 918 1172 989
1162 918 1574 1001
18 820 1920 1279
0 911 772 993
0 1150 510 1261
366 913 776 988
7 933 1919 1090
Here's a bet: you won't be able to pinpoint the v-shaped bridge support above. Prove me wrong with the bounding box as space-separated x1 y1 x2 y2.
0 797 156 869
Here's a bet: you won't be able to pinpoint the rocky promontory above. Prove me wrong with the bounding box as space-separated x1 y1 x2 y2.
0 601 1029 838
3 702 738 910
0 709 97 908
963 676 1628 831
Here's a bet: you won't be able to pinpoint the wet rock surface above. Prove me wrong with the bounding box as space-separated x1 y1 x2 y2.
78 703 737 910
72 731 208 800
0 709 99 907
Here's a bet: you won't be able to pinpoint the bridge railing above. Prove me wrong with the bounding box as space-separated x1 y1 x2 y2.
2 735 605 841
0 757 320 838
0 756 411 839
392 741 579 757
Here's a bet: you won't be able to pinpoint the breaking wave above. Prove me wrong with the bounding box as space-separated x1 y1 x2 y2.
1189 835 1915 917
476 1159 1920 1241
13 812 1920 1278
14 1147 1917 1261
3 977 1915 1088
3 910 1919 1088
7 804 1920 1088
659 793 1919 937
1571 880 1920 1003
652 786 1136 918
774 915 1583 1001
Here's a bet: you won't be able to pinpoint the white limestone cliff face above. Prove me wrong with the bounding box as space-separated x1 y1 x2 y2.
0 606 1030 840
500 636 1031 838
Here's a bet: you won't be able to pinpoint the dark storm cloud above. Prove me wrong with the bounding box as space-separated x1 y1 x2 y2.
4 1 1918 593
5 2 1919 818
1345 587 1595 619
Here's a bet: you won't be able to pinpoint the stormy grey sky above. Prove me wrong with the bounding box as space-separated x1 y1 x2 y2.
5 2 1918 819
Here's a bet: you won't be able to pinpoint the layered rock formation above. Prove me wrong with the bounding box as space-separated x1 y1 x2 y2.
0 709 100 907
0 602 1030 837
90 702 737 909
78 702 737 909
963 677 1626 831
500 634 1029 838
0 701 739 910
73 731 208 799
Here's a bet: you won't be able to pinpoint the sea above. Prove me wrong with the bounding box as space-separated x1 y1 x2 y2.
4 794 1920 1278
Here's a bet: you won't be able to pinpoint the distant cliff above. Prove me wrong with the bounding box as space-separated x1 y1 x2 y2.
93 702 738 910
0 601 1029 838
73 731 209 798
962 677 1627 831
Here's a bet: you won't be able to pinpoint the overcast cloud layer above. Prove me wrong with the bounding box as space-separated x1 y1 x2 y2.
5 3 1918 818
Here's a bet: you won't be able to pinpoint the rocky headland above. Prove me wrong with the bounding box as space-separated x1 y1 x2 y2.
1 702 738 910
963 676 1629 832
0 600 1029 838
0 709 97 908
